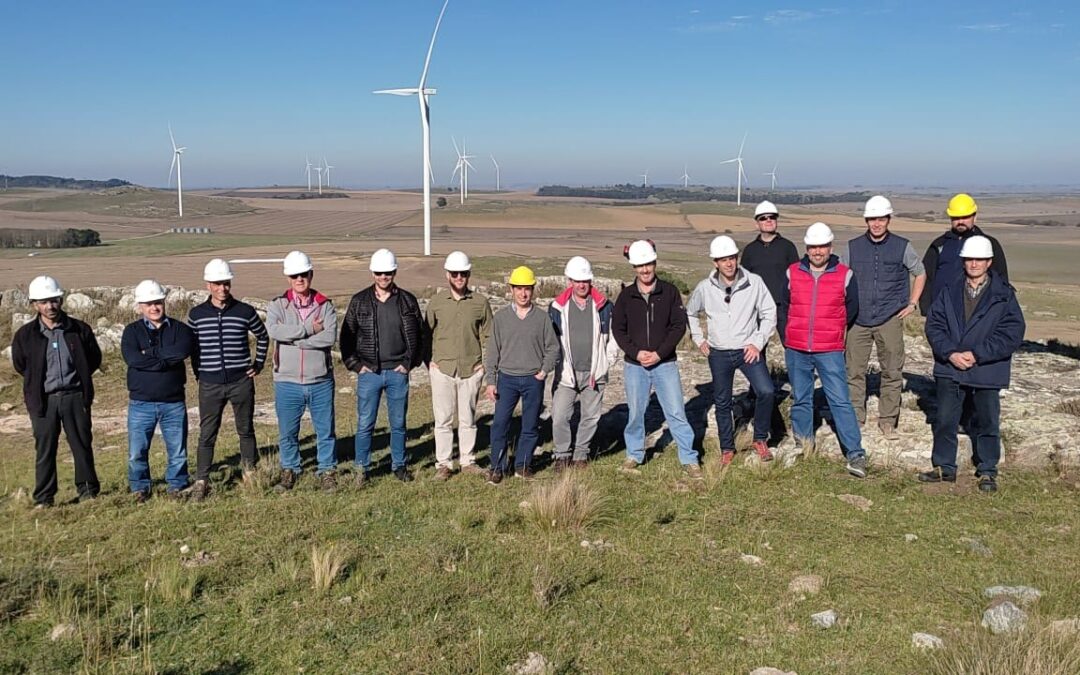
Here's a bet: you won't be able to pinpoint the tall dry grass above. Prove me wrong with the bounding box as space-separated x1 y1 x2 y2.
522 474 611 532
926 624 1080 675
311 544 347 593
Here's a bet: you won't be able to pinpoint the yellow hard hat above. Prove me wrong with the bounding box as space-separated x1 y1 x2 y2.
508 266 536 286
946 193 978 218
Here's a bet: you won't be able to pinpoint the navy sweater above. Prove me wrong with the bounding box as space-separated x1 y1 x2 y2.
188 298 269 384
121 318 195 402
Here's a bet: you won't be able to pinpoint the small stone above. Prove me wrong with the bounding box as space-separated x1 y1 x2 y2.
740 554 765 566
982 600 1027 634
837 494 872 512
911 632 944 650
0 402 12 412
338 387 354 394
50 623 77 641
179 544 191 555
904 534 918 543
959 536 993 558
750 668 797 675
983 585 1041 606
810 609 838 629
1048 618 1080 636
506 651 552 674
580 540 591 548
788 575 823 596
338 596 353 605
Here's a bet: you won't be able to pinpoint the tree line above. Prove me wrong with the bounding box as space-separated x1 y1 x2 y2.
0 228 102 248
536 184 871 204
0 175 131 190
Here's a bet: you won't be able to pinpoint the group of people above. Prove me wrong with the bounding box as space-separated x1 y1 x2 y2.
10 192 1025 507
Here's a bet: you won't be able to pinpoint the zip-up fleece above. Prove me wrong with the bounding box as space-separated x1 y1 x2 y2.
548 286 621 388
686 267 776 350
266 289 337 384
11 312 102 417
784 255 859 353
612 278 687 367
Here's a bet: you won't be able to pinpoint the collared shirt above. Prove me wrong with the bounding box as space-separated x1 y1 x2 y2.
39 316 80 394
426 288 493 377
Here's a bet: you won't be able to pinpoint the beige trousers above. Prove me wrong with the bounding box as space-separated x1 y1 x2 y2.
430 366 484 468
845 314 905 425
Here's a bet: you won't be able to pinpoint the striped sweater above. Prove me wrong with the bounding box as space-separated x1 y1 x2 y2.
188 298 269 384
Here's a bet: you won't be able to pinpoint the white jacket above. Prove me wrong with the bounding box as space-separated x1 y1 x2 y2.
547 286 621 389
686 266 777 350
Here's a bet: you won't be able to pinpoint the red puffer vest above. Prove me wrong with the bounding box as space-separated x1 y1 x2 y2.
785 260 849 352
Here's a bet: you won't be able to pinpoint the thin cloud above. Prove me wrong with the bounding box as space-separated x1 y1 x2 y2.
764 9 818 23
960 23 1010 32
730 15 751 20
677 21 743 33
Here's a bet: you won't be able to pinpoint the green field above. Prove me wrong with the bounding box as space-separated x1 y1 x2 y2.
0 233 330 261
0 188 253 219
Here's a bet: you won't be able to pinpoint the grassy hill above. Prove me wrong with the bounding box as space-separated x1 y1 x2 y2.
0 186 254 219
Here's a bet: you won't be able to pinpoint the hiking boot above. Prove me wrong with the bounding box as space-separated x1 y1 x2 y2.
570 459 589 470
684 463 704 481
320 471 338 492
846 455 868 479
461 463 486 476
720 450 736 467
77 493 97 503
917 468 956 483
353 470 370 489
553 457 571 474
275 469 297 492
486 470 504 485
393 467 414 483
514 466 535 481
434 466 453 482
752 440 774 462
620 458 641 474
878 422 900 441
191 480 210 502
166 487 188 501
977 475 998 493
134 490 150 505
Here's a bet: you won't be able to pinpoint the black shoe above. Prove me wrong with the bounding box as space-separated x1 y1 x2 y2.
977 475 998 493
134 490 150 505
917 468 956 483
393 467 414 483
514 466 535 481
486 470 504 485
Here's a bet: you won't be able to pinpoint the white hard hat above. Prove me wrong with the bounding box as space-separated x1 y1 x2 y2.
564 256 594 281
863 195 894 219
626 240 658 265
709 235 739 259
370 248 398 273
134 279 167 303
804 222 835 246
28 275 64 301
754 200 779 218
959 235 994 259
444 250 472 272
203 258 234 282
283 250 313 276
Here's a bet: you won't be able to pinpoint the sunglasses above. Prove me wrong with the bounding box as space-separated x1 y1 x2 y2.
724 286 733 304
756 215 778 222
448 271 470 278
288 272 312 280
373 271 396 278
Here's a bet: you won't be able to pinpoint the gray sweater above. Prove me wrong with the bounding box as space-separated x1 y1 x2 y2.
483 304 560 385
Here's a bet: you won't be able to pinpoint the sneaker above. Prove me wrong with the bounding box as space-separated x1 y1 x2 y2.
275 469 297 492
77 493 97 504
353 470 370 489
570 459 589 470
752 440 774 462
917 468 956 483
552 457 571 474
720 450 735 467
460 463 486 476
977 475 998 493
434 466 453 482
878 422 900 441
620 458 641 474
320 471 338 492
393 467 414 483
846 455 868 479
514 466 535 481
684 463 704 481
134 490 150 505
486 470 504 485
191 480 210 502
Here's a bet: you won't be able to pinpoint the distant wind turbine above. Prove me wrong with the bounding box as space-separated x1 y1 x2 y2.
490 154 500 192
640 170 648 187
304 157 313 191
314 166 323 195
764 162 778 191
680 164 691 189
168 125 186 218
719 133 749 206
323 157 334 188
450 137 475 205
373 0 450 256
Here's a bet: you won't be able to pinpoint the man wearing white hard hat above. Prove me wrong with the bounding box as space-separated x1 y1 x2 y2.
425 251 493 480
686 236 777 467
266 251 339 492
784 223 869 478
341 248 427 485
612 240 701 479
121 280 196 503
741 201 799 345
187 258 269 501
11 276 103 507
548 256 621 471
921 235 1024 493
844 195 926 440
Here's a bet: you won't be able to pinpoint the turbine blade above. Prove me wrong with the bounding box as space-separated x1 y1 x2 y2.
373 88 420 96
452 135 461 156
738 132 747 156
168 153 177 186
419 0 451 90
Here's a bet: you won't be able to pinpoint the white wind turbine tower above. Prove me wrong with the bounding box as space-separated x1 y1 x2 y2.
450 137 475 205
168 125 186 218
763 162 778 191
640 170 648 187
680 164 691 188
490 154 500 192
719 133 749 206
304 157 313 191
323 157 334 188
313 165 323 195
373 0 450 256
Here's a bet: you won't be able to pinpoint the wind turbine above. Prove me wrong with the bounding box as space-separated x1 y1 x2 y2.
313 166 323 195
304 157 313 192
450 137 475 205
719 133 749 206
167 125 185 218
763 162 778 191
490 154 500 192
640 170 648 187
680 164 691 189
373 0 450 256
323 157 334 188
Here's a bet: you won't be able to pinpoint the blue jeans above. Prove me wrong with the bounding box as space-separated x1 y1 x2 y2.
623 361 698 465
708 348 775 449
127 400 189 493
355 370 410 472
489 373 545 472
275 379 337 474
931 378 1001 477
784 349 865 459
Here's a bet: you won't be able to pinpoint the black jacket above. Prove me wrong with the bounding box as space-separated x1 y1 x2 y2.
121 318 195 403
741 233 800 309
921 225 1009 316
340 285 427 372
612 278 687 366
11 313 102 417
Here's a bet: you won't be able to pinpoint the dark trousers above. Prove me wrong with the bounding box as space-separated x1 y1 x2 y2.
196 378 257 481
489 373 544 473
31 391 99 504
931 377 1001 477
708 348 775 449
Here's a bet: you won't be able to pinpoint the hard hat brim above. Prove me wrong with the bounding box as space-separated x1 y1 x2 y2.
947 209 977 218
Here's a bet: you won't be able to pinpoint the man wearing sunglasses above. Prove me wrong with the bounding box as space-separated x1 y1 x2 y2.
121 280 195 503
266 251 339 492
687 236 777 467
425 251 493 481
741 201 799 346
11 275 103 508
341 248 427 485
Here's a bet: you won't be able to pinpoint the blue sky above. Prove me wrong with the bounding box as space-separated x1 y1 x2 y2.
2 1 1078 189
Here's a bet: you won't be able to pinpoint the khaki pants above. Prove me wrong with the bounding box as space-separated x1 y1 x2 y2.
845 314 905 425
430 366 484 469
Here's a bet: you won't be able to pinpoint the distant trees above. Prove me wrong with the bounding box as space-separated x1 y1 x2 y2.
536 184 872 205
0 175 130 190
0 228 101 248
436 197 448 208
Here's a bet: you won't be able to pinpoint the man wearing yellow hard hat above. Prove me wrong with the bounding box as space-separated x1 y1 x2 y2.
920 193 1010 316
482 266 560 484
